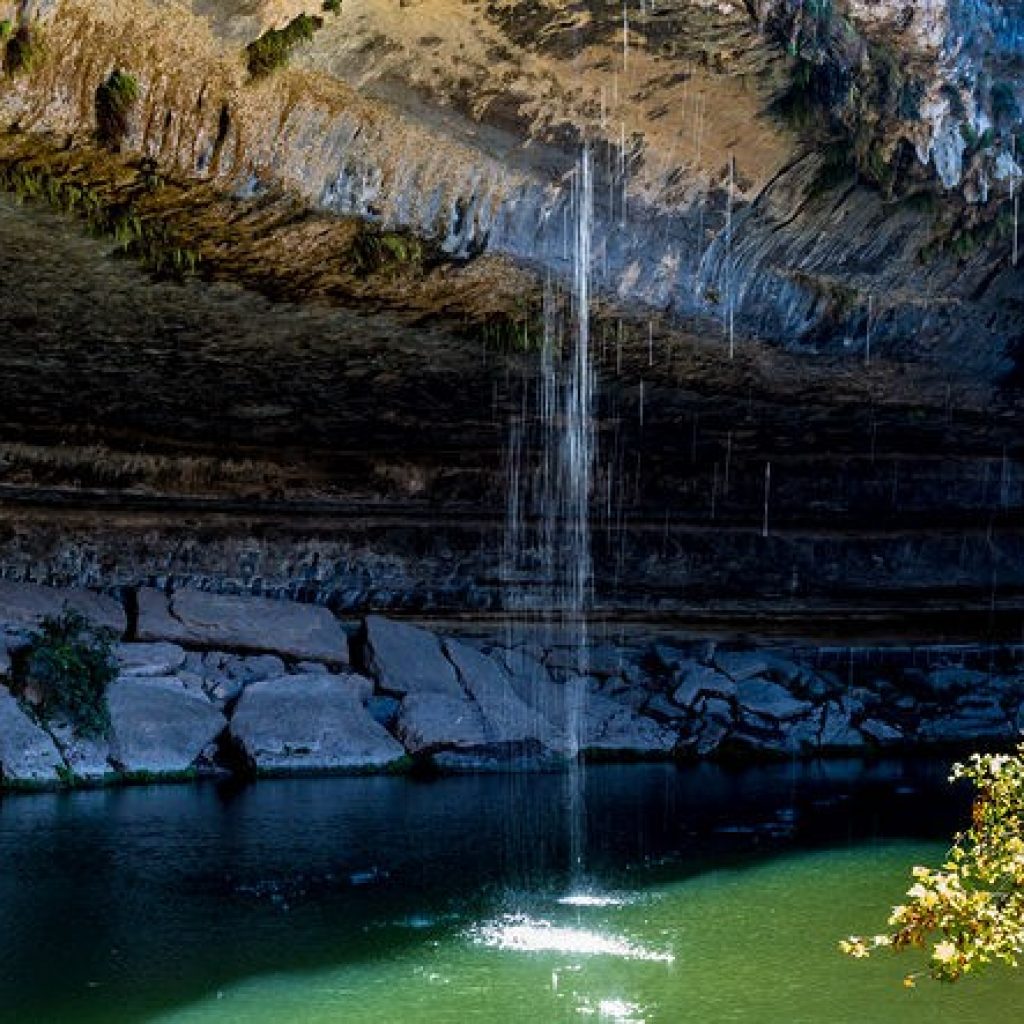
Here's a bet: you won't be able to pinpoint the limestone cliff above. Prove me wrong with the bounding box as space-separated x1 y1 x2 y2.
0 0 1020 357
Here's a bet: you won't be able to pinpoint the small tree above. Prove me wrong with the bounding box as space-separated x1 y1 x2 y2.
841 744 1024 985
17 611 118 738
95 70 140 151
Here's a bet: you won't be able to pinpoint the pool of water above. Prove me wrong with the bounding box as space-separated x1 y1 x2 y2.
2 760 1020 1023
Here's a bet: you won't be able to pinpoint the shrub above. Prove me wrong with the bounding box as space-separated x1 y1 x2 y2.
323 0 342 13
351 226 433 276
841 745 1024 985
16 611 118 738
4 23 43 75
245 14 323 78
95 70 140 151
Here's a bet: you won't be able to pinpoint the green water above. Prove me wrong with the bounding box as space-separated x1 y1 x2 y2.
2 761 1021 1023
149 844 1021 1024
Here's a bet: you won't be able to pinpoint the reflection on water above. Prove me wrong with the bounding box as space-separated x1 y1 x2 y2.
472 913 675 962
0 760 1016 1024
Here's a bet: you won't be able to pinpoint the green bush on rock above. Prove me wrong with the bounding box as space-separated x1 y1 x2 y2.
841 744 1024 985
3 22 43 76
246 14 324 78
15 611 118 739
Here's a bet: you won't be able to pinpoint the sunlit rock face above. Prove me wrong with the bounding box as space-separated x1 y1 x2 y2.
0 0 1019 353
757 0 1024 194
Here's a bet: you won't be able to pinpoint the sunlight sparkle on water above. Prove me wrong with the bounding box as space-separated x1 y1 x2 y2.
579 998 647 1022
472 914 674 962
557 893 630 908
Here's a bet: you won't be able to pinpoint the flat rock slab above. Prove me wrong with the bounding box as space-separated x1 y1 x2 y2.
673 665 737 708
736 680 813 720
859 718 903 745
0 685 64 785
231 674 405 771
137 589 349 665
107 676 227 775
364 616 461 697
715 651 801 684
0 579 125 637
395 693 490 754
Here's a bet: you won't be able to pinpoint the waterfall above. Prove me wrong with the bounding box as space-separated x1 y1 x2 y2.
502 147 596 878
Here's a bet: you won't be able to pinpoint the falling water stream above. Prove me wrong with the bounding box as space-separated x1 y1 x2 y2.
502 146 597 881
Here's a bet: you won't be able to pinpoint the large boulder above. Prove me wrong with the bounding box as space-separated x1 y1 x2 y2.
230 673 405 772
819 702 866 749
394 693 490 755
443 639 562 749
715 651 801 684
363 616 461 697
107 676 227 775
582 696 677 757
917 701 1012 743
0 579 125 637
673 665 737 708
925 667 990 695
137 588 349 665
736 680 813 721
0 685 64 786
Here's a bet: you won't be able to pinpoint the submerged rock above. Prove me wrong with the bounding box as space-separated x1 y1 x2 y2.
230 673 405 772
364 616 462 697
107 676 227 775
137 588 349 665
0 685 64 785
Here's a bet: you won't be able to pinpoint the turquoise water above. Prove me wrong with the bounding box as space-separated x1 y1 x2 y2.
149 845 1022 1024
2 761 1021 1023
